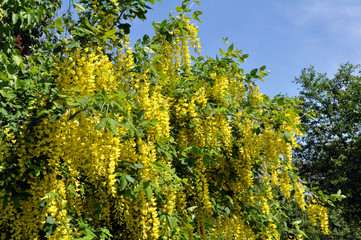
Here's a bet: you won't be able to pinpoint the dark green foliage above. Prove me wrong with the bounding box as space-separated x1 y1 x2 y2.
0 0 61 133
293 63 361 238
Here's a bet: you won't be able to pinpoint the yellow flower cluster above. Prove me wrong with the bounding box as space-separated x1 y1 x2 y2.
54 47 118 96
211 215 255 239
307 200 329 235
0 12 329 239
0 5 3 21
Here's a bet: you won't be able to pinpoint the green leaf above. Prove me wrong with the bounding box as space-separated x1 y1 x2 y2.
50 114 62 123
27 13 33 26
105 29 117 39
166 215 175 231
192 11 203 22
125 175 135 183
219 48 226 56
119 175 127 191
67 185 77 196
182 0 190 9
6 64 15 75
73 3 86 12
37 109 52 118
94 118 107 131
279 131 292 142
68 110 82 121
65 42 81 49
106 117 121 134
250 68 258 77
46 216 56 225
12 55 23 68
99 228 113 238
134 163 144 169
228 44 234 53
305 113 316 121
296 229 308 238
55 17 62 27
143 46 155 54
293 219 302 225
187 206 197 212
152 161 166 170
260 65 267 71
66 101 80 107
12 13 19 25
0 108 8 117
144 185 152 200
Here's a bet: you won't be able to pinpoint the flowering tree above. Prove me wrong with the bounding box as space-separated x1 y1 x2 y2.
1 0 329 239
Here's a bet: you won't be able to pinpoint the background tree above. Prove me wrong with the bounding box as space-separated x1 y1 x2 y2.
293 63 361 238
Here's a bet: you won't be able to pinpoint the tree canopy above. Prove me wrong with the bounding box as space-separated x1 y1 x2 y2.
0 0 331 239
293 63 361 238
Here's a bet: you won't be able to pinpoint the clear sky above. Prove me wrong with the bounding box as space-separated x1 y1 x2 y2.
62 0 361 97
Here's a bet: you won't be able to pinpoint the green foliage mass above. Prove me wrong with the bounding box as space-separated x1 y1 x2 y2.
0 0 62 132
293 63 361 238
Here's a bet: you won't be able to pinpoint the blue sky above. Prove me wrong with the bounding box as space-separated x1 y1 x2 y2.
62 0 361 97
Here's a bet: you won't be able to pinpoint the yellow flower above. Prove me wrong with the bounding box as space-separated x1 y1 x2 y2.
0 5 3 21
